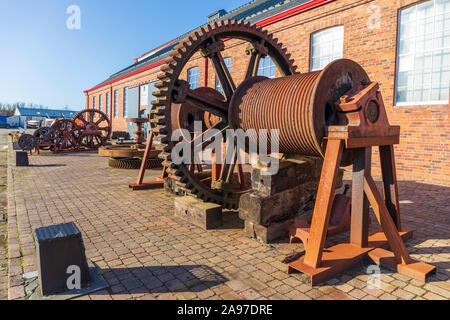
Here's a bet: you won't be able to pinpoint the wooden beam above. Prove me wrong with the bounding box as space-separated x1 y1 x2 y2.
379 145 401 230
350 147 371 248
304 139 343 268
363 175 412 265
137 131 153 185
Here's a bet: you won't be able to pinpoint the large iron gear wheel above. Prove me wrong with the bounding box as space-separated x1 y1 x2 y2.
51 118 80 151
151 20 297 209
108 157 163 170
33 127 57 150
18 134 36 151
74 109 111 149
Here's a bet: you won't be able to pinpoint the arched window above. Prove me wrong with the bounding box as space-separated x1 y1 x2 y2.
106 92 110 118
123 87 129 118
114 90 118 118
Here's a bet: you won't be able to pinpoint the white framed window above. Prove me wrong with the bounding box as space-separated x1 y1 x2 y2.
93 96 96 109
106 92 110 118
140 85 149 106
98 94 102 111
310 26 344 71
187 67 199 89
114 90 118 118
257 56 276 78
396 0 450 106
124 87 129 118
216 57 231 94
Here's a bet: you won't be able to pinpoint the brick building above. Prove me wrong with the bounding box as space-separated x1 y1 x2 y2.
84 0 449 186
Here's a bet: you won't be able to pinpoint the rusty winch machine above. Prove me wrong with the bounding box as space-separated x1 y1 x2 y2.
149 21 436 284
24 109 111 154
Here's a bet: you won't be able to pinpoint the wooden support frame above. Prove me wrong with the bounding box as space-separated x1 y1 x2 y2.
129 131 166 190
288 136 436 285
350 147 371 248
303 139 344 267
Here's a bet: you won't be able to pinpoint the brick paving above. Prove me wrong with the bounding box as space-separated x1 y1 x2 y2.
0 130 9 300
4 130 450 300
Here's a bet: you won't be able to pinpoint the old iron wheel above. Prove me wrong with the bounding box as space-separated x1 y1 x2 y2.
74 109 111 149
151 20 297 209
18 134 36 151
51 119 81 151
108 157 163 170
33 127 57 150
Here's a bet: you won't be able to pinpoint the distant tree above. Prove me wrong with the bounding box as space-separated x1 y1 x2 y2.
0 102 15 116
0 101 54 116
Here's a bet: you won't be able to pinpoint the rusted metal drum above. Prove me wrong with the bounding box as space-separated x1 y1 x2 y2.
229 59 370 157
170 87 224 134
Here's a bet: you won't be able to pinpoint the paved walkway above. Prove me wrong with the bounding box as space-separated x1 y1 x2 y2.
4 131 450 300
0 130 8 300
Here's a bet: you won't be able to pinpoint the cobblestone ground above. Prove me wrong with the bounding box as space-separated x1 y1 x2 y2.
4 130 450 300
0 130 9 300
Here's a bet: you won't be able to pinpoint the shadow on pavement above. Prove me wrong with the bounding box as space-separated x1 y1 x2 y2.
99 265 228 294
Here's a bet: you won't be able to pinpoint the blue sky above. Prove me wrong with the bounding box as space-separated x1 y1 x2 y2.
0 0 249 110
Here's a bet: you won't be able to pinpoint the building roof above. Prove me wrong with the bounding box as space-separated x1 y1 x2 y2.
15 108 78 119
85 0 322 93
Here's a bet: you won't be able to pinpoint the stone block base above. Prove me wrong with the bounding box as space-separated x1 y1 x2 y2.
245 220 288 243
174 196 223 230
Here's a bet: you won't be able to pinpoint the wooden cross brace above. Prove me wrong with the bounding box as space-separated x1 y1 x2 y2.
288 138 436 285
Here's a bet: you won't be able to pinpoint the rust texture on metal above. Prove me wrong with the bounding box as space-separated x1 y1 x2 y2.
73 109 111 149
98 145 160 158
51 119 80 152
18 134 36 151
151 21 435 284
229 59 369 157
126 117 149 145
151 20 297 209
29 109 111 154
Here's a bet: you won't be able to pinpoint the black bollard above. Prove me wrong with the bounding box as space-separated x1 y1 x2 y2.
34 222 91 296
16 151 29 166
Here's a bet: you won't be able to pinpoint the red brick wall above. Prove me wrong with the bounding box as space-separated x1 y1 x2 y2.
85 0 449 186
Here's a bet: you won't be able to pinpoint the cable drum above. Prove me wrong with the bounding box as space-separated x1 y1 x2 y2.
229 59 370 157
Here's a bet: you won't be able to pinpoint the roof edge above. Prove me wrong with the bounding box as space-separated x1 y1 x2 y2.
84 0 334 94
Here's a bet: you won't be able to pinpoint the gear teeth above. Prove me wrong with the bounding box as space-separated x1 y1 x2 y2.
152 21 297 210
151 100 165 107
154 81 169 89
152 90 168 97
151 108 165 115
164 56 178 65
157 72 172 80
153 126 169 134
161 64 175 73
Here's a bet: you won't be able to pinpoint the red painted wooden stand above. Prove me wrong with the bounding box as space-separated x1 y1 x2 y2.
287 82 436 285
129 131 166 190
287 131 435 285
